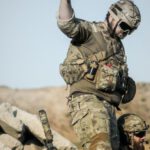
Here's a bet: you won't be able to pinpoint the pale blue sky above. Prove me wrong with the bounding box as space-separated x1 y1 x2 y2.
0 0 150 88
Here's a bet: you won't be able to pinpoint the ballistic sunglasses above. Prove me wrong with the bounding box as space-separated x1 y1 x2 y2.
134 131 146 138
118 21 133 34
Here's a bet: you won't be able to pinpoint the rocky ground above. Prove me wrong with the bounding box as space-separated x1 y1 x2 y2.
0 83 150 149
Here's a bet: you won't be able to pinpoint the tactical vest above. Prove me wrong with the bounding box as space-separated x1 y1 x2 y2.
60 22 128 93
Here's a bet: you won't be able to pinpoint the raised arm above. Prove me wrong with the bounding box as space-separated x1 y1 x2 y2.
59 0 73 20
57 0 91 42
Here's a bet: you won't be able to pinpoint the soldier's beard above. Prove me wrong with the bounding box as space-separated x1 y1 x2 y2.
133 141 144 149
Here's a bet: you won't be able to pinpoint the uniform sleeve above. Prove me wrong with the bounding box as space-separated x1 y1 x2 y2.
57 11 91 42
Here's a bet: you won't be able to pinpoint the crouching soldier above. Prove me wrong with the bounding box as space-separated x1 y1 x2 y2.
117 113 149 150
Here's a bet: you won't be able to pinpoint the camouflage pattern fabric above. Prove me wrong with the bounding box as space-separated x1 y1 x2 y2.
109 0 141 29
118 113 149 133
118 113 149 150
68 94 120 150
95 63 120 91
57 13 131 105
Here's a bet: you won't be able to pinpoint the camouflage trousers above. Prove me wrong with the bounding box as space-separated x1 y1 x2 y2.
68 94 120 150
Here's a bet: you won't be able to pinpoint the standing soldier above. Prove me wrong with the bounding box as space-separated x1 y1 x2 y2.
57 0 141 149
118 113 149 150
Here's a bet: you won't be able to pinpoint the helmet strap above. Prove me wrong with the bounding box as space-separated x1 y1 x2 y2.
112 20 120 38
106 13 113 36
128 133 134 149
106 11 121 38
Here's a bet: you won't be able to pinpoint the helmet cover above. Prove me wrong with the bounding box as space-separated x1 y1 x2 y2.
109 0 141 29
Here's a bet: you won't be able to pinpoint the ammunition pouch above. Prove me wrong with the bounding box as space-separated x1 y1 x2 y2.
60 58 128 93
95 63 120 91
85 62 125 92
59 59 88 85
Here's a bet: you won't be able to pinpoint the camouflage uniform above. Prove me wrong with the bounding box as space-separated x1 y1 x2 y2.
68 94 119 150
57 0 140 149
57 12 125 149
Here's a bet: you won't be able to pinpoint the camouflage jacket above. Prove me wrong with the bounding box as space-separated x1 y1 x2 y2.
57 12 128 106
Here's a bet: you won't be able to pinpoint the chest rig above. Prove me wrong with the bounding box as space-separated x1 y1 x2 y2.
60 22 128 92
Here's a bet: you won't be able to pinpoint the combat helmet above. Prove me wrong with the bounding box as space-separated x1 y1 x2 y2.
109 0 141 33
118 113 149 145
